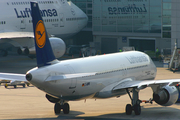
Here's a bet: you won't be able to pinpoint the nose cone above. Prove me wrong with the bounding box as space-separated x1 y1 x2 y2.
26 67 47 88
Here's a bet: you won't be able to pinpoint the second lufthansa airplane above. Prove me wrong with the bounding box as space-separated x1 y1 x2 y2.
1 1 180 116
0 0 88 57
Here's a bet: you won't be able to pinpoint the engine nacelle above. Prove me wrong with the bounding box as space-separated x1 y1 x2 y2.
49 37 66 58
24 37 66 58
24 47 35 55
153 85 178 106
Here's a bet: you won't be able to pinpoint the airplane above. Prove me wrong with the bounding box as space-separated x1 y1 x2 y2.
1 1 180 115
0 0 88 57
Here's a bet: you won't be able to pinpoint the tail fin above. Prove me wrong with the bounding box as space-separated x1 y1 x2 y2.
31 2 56 67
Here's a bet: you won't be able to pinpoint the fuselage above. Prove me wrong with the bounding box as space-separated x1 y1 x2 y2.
0 0 88 38
27 51 157 101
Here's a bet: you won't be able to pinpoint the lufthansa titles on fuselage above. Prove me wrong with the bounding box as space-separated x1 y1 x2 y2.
14 8 58 18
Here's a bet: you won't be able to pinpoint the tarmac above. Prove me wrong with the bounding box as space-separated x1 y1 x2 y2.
0 54 180 120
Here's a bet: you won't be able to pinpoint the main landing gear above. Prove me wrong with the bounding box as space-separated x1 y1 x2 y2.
54 100 70 114
125 88 141 115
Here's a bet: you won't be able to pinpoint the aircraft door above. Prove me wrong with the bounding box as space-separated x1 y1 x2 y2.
59 13 64 27
65 65 77 89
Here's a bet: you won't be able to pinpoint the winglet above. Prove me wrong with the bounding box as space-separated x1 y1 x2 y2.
31 2 56 67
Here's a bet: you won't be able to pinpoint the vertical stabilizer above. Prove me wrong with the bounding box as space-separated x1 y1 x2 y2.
31 2 56 67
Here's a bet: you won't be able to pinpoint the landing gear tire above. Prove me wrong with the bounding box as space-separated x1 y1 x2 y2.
14 85 17 88
63 103 70 114
126 104 132 115
134 104 141 115
54 103 61 114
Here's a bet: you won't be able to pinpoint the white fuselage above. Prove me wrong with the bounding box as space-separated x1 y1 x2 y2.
27 51 157 101
0 0 88 38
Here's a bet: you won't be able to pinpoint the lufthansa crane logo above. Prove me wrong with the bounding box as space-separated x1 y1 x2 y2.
35 20 46 48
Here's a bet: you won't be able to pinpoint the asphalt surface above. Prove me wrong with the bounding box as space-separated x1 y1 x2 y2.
0 55 180 120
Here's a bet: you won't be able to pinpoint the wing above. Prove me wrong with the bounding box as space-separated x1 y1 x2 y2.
0 32 51 47
0 73 27 84
0 32 34 49
112 78 180 91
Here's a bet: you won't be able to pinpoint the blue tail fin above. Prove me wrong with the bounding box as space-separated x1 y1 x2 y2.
31 2 56 67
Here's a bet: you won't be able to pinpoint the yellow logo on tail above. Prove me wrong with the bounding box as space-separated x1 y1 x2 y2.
35 20 46 48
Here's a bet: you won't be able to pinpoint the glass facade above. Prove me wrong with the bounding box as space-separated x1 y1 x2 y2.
71 0 172 38
93 0 163 34
162 0 171 38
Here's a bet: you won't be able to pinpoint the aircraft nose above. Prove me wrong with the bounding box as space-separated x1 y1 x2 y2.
25 68 46 86
26 73 32 81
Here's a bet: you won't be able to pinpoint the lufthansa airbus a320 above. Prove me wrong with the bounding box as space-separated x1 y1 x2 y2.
0 1 180 116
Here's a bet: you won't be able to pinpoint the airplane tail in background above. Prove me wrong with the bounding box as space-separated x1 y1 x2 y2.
31 2 56 67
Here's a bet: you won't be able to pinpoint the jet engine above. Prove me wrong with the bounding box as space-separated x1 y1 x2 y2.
152 85 178 106
24 37 66 58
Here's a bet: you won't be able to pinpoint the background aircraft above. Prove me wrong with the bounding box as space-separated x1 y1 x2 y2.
0 0 88 57
1 1 180 116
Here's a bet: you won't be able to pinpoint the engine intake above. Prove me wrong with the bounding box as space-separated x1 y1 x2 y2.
153 85 178 106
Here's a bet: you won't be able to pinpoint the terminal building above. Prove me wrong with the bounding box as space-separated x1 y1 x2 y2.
71 0 179 54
